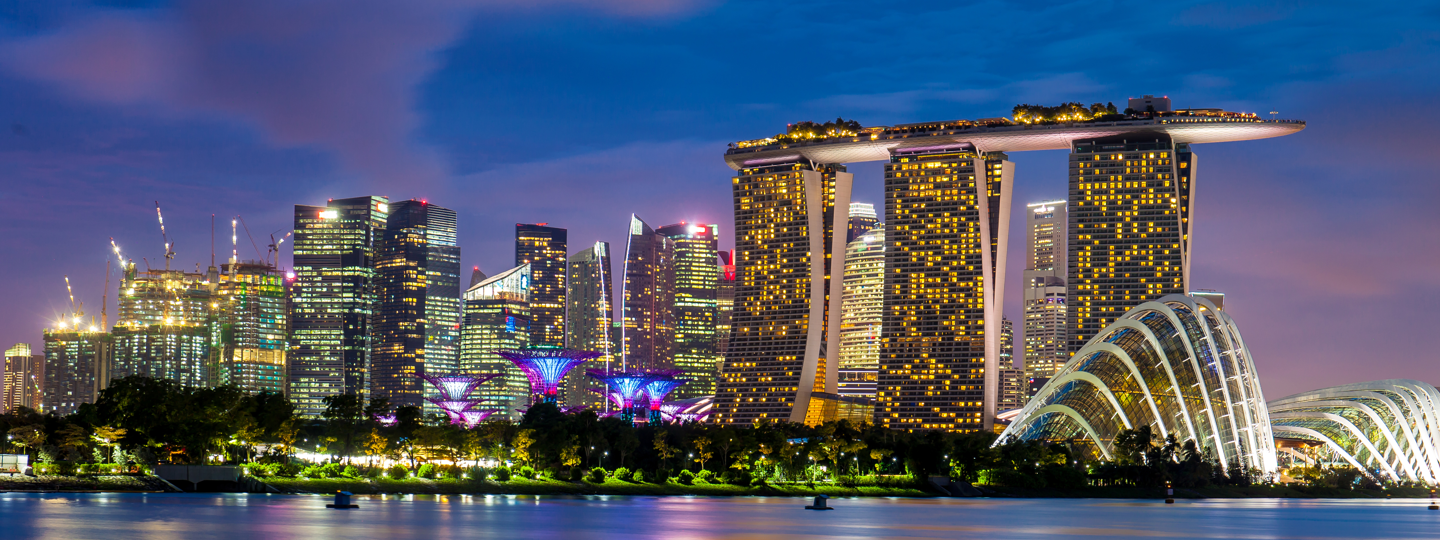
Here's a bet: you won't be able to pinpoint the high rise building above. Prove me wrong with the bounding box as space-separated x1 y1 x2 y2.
42 327 108 416
877 149 1011 432
837 223 884 399
110 264 215 388
847 202 879 243
657 222 720 400
1000 317 1014 369
291 196 388 417
1022 200 1069 385
1067 136 1195 355
715 161 852 424
3 344 43 412
515 224 567 348
461 264 531 420
715 250 735 361
373 201 461 410
563 242 615 410
621 215 673 373
214 262 288 394
996 367 1026 413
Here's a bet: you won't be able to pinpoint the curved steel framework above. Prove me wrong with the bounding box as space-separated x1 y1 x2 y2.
498 346 602 404
420 374 501 428
1269 380 1440 484
997 294 1276 473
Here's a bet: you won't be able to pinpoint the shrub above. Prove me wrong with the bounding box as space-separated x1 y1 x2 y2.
568 467 584 481
367 466 383 478
696 470 715 484
678 470 696 485
300 465 325 479
388 464 409 480
614 467 631 481
518 466 536 480
469 466 490 482
318 463 344 478
342 466 360 479
587 467 607 483
442 466 461 480
277 463 303 478
417 463 437 479
35 462 76 476
631 470 645 483
540 467 559 480
494 466 512 482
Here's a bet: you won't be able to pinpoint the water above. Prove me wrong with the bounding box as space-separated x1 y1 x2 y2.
2 493 1438 539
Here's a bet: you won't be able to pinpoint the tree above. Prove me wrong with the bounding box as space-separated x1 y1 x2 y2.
560 436 583 469
275 419 298 458
57 424 89 460
92 426 128 463
512 429 536 467
364 428 389 466
321 393 366 463
691 436 713 471
653 432 677 471
10 424 45 462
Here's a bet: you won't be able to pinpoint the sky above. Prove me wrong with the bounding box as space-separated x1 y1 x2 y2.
0 0 1437 399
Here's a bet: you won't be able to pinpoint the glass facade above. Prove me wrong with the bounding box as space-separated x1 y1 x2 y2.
41 329 107 416
837 223 883 399
461 264 531 421
515 224 567 348
716 250 735 362
563 241 615 411
621 215 674 372
1270 380 1440 484
111 266 215 389
3 344 43 412
656 222 720 401
999 294 1275 474
215 262 287 394
291 196 388 417
1023 200 1068 385
373 201 461 411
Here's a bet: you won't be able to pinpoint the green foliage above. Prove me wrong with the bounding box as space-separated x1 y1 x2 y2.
518 466 536 479
678 470 695 485
1012 102 1120 124
493 466 512 482
387 464 409 480
696 469 714 484
34 462 76 476
613 467 630 481
567 467 583 481
417 463 437 479
631 470 645 483
587 467 607 483
341 465 360 479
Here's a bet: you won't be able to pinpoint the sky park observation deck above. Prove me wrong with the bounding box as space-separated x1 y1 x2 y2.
714 98 1305 432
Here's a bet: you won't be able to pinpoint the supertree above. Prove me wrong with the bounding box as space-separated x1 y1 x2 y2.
498 345 602 406
587 369 656 425
640 371 686 424
420 374 501 428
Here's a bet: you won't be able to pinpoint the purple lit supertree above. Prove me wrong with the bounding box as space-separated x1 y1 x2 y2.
498 345 602 406
658 395 714 424
421 374 502 428
588 369 656 425
640 372 686 424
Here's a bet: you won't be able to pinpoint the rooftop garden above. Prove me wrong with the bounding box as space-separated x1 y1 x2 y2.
733 117 867 149
1011 102 1122 124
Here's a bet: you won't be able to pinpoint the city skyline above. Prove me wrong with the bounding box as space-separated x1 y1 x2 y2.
2 1 1438 404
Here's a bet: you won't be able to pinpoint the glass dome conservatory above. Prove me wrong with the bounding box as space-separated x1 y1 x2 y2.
1268 379 1440 483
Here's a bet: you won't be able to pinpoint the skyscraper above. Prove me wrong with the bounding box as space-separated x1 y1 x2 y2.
657 222 720 400
373 200 461 410
42 327 107 415
461 264 531 420
3 344 42 412
1067 136 1195 355
214 262 287 394
1022 200 1068 385
291 196 388 417
877 149 1011 432
715 250 735 361
837 223 884 398
515 224 567 348
563 242 614 410
715 161 852 424
110 263 214 388
847 202 879 243
622 215 673 373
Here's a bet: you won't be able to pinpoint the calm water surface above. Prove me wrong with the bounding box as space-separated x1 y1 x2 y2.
3 492 1439 539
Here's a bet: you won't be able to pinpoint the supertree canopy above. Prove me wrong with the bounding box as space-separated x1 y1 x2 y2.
498 345 602 405
641 372 686 424
588 369 656 424
421 374 501 428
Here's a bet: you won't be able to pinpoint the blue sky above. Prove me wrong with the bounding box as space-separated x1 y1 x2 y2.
1 0 1437 398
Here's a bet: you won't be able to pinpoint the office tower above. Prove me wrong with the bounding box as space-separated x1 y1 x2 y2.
715 250 735 360
563 242 615 410
996 367 1026 413
110 264 215 388
878 149 1011 432
461 264 531 420
291 196 388 416
214 262 287 394
3 344 43 412
373 201 461 410
515 224 567 348
621 215 673 373
847 202 879 243
42 327 108 415
657 222 720 400
837 223 884 398
1068 136 1194 355
715 161 852 424
1022 200 1069 385
1000 318 1014 368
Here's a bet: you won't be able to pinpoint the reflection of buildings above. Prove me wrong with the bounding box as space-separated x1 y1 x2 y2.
838 224 884 399
714 161 851 425
621 215 673 372
1022 200 1067 387
1000 294 1275 474
516 224 567 348
373 201 461 410
563 242 615 411
461 264 531 420
878 149 1011 432
3 344 43 412
656 222 719 400
291 196 388 416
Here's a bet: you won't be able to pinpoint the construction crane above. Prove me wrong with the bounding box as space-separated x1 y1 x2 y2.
155 201 176 271
267 231 292 268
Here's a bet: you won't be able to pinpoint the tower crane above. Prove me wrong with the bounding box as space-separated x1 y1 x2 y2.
267 231 292 268
155 201 176 271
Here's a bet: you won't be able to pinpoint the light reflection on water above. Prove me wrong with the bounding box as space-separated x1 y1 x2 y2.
1 493 1437 539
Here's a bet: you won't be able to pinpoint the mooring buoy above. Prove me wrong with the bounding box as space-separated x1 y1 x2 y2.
327 490 359 509
804 494 834 510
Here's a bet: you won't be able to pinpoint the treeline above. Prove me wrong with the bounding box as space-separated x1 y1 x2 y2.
1012 102 1122 124
0 376 1383 490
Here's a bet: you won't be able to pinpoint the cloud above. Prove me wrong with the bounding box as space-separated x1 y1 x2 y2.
0 0 701 189
801 73 1108 118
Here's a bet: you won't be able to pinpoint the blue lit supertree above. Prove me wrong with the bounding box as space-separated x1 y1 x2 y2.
588 369 656 425
640 372 686 424
498 345 602 406
420 374 501 428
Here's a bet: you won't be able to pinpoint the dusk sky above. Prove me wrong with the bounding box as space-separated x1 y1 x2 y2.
1 0 1437 399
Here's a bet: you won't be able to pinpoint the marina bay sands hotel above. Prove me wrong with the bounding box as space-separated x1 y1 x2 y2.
714 97 1305 431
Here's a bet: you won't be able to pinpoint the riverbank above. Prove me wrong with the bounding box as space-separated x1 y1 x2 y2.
985 484 1435 499
263 476 932 497
0 474 177 492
